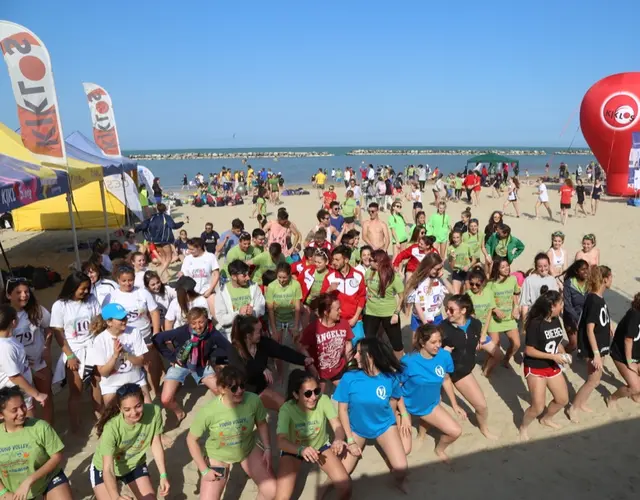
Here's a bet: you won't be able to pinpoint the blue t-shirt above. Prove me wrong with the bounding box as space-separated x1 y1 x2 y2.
332 370 401 439
329 215 345 236
400 349 454 417
219 230 241 257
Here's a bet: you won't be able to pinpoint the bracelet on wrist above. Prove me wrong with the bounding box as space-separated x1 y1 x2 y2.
67 353 76 359
594 350 600 355
628 359 636 364
401 412 409 418
200 468 210 477
159 472 168 479
0 488 8 497
297 446 304 456
346 437 355 444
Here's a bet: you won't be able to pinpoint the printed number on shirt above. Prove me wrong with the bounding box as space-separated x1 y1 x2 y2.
544 340 558 354
116 355 132 373
14 329 34 346
599 306 610 327
73 318 91 338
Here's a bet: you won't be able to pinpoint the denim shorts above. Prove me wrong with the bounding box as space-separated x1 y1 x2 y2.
411 314 443 331
165 364 215 385
90 462 149 487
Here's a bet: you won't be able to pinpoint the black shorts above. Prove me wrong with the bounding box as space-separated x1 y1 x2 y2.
90 462 150 488
450 366 474 383
344 216 355 224
280 442 331 460
43 470 69 494
592 194 601 200
413 202 423 209
452 269 468 282
560 203 571 209
362 314 403 352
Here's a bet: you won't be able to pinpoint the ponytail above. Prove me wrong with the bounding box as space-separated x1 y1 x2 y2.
90 314 108 336
586 265 611 294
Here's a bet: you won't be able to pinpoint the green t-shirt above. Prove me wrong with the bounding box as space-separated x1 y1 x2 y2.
268 178 279 189
462 231 485 258
364 269 404 317
252 244 264 255
349 247 361 266
276 395 337 450
388 214 408 244
226 284 253 312
489 277 520 319
448 242 472 270
223 245 256 277
494 237 509 257
92 404 163 476
266 279 303 323
454 178 463 189
251 252 285 285
307 270 328 304
256 197 267 217
427 212 450 241
467 288 496 325
342 198 357 218
0 419 64 498
190 393 266 464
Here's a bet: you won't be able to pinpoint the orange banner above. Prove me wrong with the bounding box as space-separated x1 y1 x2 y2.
83 82 121 156
0 21 67 166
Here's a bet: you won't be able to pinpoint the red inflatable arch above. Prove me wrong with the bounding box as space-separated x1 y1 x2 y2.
580 72 640 196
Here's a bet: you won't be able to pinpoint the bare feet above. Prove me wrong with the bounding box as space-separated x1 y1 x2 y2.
518 427 530 441
435 447 452 464
480 428 499 440
606 396 618 410
567 406 580 423
540 418 561 430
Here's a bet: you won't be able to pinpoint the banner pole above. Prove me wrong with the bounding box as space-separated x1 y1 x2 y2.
121 171 130 228
99 180 110 245
66 191 81 268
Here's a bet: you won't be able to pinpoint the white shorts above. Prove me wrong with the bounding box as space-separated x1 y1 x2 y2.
99 370 148 395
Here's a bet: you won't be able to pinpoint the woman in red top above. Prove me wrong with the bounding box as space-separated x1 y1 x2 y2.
393 235 437 282
472 172 482 207
559 178 574 226
298 292 354 392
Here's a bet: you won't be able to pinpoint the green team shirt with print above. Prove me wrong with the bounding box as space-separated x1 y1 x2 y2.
190 393 266 463
364 269 404 317
448 242 473 270
468 288 496 326
276 395 337 450
266 280 302 323
0 419 64 498
92 404 163 476
342 198 357 218
226 284 253 312
223 245 256 277
250 252 285 285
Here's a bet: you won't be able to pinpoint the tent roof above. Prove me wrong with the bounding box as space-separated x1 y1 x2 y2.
0 153 69 213
66 131 137 175
466 153 519 165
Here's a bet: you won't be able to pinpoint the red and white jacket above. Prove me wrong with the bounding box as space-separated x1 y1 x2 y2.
393 244 439 273
320 266 366 321
297 265 328 302
307 240 332 252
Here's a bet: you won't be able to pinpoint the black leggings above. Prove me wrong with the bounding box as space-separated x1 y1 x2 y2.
362 314 404 352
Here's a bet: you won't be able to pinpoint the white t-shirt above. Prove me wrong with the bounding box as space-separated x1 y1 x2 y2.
406 278 447 322
0 337 33 389
92 279 118 306
134 270 147 290
101 254 113 273
165 296 210 328
410 189 422 203
350 185 362 200
151 286 177 324
417 167 427 181
89 326 148 394
13 307 50 372
538 183 549 202
103 288 158 341
180 252 220 294
123 241 139 252
344 170 351 182
50 296 101 351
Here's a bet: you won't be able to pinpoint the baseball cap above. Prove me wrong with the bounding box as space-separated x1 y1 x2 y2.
102 303 128 321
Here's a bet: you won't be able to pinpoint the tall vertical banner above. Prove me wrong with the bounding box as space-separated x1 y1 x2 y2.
82 82 121 157
0 21 67 166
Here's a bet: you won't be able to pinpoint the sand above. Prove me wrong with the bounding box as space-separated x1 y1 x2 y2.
2 182 640 500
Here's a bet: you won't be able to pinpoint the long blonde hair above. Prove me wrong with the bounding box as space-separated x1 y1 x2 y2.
586 265 611 294
402 253 443 308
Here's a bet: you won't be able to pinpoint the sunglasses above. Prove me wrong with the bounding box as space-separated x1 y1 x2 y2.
469 281 482 288
230 383 246 394
6 277 30 292
303 388 321 398
368 210 377 214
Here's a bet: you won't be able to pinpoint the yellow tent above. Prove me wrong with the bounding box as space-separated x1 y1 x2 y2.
0 124 128 231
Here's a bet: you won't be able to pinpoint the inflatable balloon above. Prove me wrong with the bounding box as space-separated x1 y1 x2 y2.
580 72 640 196
235 185 246 196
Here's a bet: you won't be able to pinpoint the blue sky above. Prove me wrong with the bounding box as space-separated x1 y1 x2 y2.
1 0 638 149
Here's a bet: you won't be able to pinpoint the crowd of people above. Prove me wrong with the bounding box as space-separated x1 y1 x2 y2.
0 159 634 500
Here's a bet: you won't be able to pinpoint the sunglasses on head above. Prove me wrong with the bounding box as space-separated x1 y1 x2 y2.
6 277 30 292
230 383 246 393
303 387 321 398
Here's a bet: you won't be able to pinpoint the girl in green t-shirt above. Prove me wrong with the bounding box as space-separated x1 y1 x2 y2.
466 268 501 377
91 383 168 500
447 230 477 293
186 366 275 500
276 370 351 500
426 201 451 256
0 387 71 500
487 258 522 369
342 189 359 231
251 187 268 228
387 202 409 257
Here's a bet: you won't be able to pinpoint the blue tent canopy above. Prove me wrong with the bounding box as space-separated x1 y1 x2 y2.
65 131 137 176
0 153 69 213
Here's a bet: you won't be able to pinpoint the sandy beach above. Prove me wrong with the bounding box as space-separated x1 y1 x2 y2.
2 183 640 500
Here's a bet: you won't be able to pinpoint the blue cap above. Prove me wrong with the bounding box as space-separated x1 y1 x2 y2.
102 303 128 321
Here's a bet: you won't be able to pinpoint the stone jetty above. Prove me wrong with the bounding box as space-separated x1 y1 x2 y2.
128 151 334 160
346 149 592 156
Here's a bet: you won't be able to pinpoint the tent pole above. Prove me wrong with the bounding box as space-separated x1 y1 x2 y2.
99 180 110 245
66 192 81 269
121 171 130 228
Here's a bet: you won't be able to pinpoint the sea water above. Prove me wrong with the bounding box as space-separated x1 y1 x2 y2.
130 148 595 188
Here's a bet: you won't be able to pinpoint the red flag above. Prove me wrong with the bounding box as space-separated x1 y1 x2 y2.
83 82 121 156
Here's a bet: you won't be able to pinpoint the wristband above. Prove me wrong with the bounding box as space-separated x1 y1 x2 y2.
297 445 304 456
594 350 600 355
0 489 8 497
628 359 636 364
401 412 409 418
67 353 76 359
159 473 168 479
346 437 355 444
200 468 210 477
